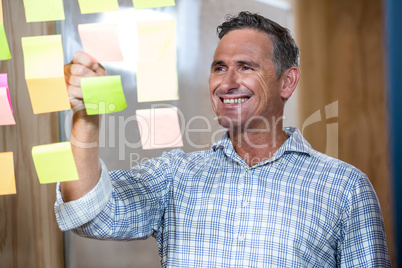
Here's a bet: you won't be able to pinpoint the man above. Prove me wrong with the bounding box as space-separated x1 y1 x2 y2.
56 11 391 267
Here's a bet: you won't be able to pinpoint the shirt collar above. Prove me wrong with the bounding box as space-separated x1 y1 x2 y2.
211 127 312 162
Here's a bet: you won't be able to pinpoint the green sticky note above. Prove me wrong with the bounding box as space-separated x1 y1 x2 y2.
133 0 175 9
0 24 11 60
78 0 119 14
23 0 65 22
32 142 79 184
81 75 127 115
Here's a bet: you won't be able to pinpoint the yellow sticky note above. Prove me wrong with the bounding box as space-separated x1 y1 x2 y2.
23 0 65 22
0 23 11 60
78 23 124 62
0 87 15 125
32 142 79 184
136 107 183 150
137 20 178 102
133 0 175 9
0 152 16 195
21 35 70 114
78 0 119 14
81 75 127 115
22 35 64 79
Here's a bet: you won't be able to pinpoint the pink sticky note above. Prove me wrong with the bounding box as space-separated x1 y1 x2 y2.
0 87 15 125
0 73 12 113
136 107 183 150
78 23 123 62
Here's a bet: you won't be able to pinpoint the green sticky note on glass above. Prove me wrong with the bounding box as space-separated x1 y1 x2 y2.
23 0 65 22
133 0 175 9
0 24 11 60
81 75 127 115
78 0 119 14
32 142 79 184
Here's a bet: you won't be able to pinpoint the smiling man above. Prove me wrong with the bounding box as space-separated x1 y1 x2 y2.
55 12 391 267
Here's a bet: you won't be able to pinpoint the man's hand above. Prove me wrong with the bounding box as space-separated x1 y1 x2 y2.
64 51 106 111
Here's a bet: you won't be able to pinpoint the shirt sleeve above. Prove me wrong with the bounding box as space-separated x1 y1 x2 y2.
54 150 182 241
54 159 113 231
338 172 391 267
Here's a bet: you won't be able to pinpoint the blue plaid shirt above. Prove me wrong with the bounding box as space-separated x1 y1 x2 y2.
55 127 390 267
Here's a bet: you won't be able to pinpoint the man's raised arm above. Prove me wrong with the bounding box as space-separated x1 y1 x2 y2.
60 51 106 202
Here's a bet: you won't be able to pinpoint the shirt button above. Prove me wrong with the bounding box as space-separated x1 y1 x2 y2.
238 234 245 241
242 201 248 207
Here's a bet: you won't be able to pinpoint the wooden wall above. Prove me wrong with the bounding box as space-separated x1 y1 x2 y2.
0 1 64 267
294 0 395 264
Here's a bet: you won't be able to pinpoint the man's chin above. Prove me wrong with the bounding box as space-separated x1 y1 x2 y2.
217 118 243 131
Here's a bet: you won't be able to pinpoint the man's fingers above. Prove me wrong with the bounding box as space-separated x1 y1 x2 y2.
72 51 99 71
67 75 82 87
68 85 83 100
93 63 106 76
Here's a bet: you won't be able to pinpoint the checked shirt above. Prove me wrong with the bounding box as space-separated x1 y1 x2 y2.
55 127 390 267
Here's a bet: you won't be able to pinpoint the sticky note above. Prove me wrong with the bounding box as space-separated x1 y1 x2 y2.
21 35 70 114
0 87 15 125
137 20 178 102
133 0 175 9
136 107 183 150
0 23 11 60
0 73 12 112
23 0 65 22
0 152 16 195
0 0 3 24
32 142 79 184
78 0 119 14
78 23 124 62
81 75 127 115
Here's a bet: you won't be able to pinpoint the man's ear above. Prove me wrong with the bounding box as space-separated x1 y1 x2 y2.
280 66 300 99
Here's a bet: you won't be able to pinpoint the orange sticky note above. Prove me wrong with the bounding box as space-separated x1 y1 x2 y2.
137 20 178 102
0 87 15 125
21 35 70 114
32 142 79 184
0 152 16 195
0 0 4 24
78 23 123 62
136 107 183 150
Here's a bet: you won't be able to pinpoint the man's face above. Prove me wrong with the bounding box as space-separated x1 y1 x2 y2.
209 28 286 131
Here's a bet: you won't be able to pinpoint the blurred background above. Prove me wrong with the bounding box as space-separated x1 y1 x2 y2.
0 0 400 267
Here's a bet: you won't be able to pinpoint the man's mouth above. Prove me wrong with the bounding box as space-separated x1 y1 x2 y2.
222 97 249 104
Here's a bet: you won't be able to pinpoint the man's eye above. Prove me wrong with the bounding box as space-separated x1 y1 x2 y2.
242 66 253 71
215 66 225 72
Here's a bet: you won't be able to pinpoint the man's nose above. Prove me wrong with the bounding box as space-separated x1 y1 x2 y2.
220 69 240 91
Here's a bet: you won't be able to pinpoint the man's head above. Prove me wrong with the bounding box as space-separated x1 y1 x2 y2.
209 12 300 131
217 11 299 78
